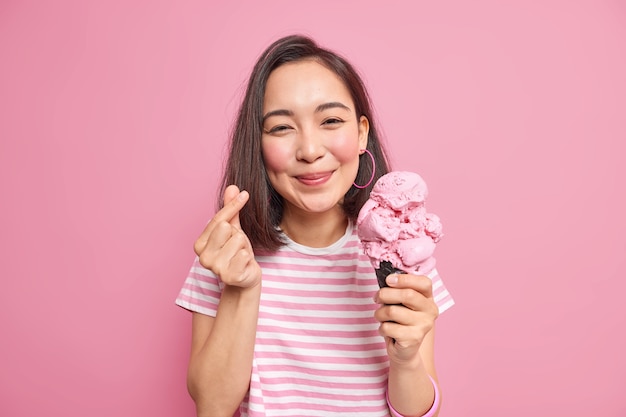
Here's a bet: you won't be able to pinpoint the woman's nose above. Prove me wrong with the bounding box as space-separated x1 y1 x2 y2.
295 130 325 162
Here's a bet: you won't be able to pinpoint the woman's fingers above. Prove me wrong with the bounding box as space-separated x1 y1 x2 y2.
222 184 246 230
194 185 249 256
374 273 439 353
384 273 434 299
193 185 261 288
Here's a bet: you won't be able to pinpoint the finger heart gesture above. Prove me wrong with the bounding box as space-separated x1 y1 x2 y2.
193 185 262 288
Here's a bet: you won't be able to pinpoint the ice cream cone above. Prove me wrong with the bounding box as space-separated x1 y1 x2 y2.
357 171 442 287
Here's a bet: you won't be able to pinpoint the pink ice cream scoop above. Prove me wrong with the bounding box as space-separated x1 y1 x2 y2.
357 171 443 287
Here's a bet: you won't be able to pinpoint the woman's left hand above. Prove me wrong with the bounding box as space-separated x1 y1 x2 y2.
374 273 439 364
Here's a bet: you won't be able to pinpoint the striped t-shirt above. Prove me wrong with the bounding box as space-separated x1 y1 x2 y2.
176 221 454 417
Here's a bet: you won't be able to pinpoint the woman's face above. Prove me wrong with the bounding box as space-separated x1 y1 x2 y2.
261 60 369 219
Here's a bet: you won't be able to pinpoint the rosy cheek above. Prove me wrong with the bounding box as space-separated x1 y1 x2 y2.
329 133 360 164
262 140 290 173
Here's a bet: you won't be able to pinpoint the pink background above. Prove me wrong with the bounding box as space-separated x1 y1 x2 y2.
1 1 625 416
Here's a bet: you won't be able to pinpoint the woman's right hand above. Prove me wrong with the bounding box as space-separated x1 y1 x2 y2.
193 185 262 288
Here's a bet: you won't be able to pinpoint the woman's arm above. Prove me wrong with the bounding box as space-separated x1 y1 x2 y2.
375 274 441 416
387 328 440 417
187 185 263 416
187 284 261 417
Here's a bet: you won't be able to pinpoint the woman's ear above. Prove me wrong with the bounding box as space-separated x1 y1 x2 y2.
358 115 370 149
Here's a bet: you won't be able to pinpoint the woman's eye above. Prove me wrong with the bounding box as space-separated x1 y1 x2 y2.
267 125 291 134
322 118 344 126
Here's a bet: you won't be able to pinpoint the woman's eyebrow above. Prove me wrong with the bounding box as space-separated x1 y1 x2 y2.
262 102 351 123
316 102 351 113
262 109 293 123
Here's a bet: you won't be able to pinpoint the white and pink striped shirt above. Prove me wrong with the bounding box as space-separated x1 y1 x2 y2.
176 221 454 417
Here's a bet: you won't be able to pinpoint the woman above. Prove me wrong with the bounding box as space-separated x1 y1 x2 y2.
176 34 454 417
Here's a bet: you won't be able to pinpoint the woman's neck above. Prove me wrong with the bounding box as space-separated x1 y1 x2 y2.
279 206 349 248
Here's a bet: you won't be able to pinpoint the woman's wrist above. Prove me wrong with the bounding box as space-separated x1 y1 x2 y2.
386 375 439 417
221 280 262 304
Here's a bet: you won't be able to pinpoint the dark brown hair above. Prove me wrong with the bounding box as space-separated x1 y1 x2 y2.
219 34 391 251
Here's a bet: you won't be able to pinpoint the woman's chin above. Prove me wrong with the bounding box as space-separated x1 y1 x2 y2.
287 198 343 216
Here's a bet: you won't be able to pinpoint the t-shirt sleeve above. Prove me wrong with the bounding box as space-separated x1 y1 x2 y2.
175 257 222 317
427 268 455 314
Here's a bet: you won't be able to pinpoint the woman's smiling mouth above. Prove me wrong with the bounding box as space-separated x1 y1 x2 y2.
296 171 334 186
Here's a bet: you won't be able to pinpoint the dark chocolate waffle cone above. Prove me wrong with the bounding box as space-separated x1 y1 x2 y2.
374 260 404 288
